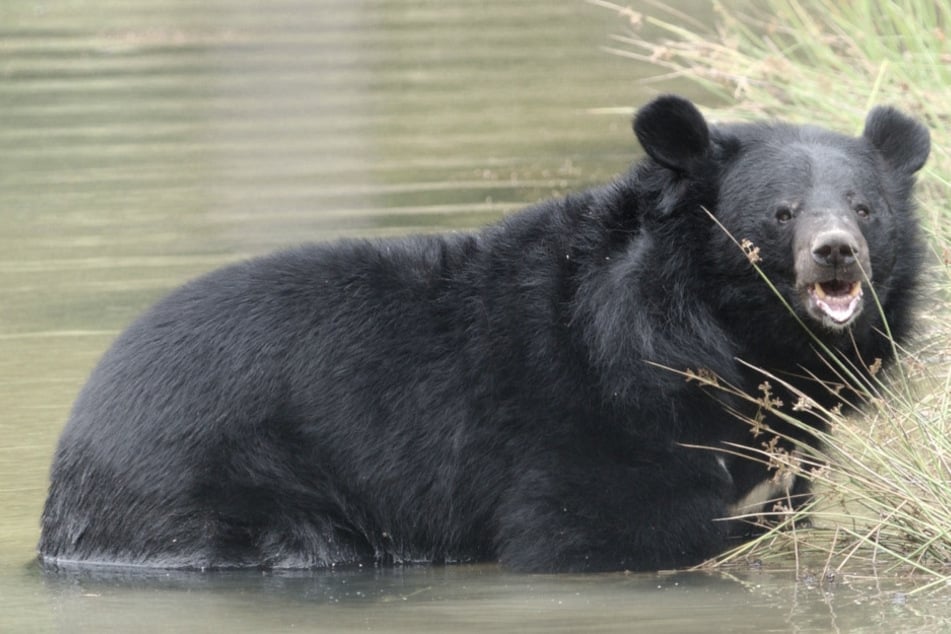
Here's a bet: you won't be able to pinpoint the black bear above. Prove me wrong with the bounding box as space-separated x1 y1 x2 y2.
39 96 929 573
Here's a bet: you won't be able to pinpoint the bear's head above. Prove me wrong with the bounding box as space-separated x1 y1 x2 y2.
633 96 930 336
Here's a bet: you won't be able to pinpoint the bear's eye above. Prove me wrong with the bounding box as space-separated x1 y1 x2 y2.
854 204 871 218
775 206 793 224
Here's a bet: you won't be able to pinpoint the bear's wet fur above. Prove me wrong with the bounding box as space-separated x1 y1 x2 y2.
39 96 930 572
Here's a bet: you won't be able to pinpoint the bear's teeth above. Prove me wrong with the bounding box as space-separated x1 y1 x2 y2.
814 280 861 300
810 282 863 324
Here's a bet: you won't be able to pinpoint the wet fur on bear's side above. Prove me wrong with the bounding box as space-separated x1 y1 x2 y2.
39 96 930 573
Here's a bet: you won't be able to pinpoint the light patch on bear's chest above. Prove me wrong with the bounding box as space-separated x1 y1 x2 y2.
730 478 785 517
728 453 799 517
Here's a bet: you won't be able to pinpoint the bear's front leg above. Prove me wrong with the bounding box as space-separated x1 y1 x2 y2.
493 447 733 572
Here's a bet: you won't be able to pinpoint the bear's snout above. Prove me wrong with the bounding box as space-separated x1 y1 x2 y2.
810 229 861 268
794 214 871 330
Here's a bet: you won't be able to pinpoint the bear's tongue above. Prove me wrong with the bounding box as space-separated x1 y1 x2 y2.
809 281 863 324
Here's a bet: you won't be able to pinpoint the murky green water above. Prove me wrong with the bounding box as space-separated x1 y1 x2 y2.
2 1 949 631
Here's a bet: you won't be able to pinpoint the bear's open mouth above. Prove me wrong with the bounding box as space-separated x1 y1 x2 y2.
806 280 863 326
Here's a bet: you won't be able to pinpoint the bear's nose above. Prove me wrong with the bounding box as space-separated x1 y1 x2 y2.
811 230 860 267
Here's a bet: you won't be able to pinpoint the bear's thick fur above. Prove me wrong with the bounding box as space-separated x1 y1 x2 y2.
39 96 930 572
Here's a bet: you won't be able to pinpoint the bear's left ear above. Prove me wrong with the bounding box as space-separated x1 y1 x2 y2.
633 95 711 174
862 106 930 175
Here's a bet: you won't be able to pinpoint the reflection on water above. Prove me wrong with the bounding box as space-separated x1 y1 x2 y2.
30 563 951 633
1 0 948 631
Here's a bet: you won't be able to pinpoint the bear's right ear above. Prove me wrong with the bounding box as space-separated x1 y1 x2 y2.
862 106 930 175
633 95 711 174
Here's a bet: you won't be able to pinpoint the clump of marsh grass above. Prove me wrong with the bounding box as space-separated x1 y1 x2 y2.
596 0 951 589
684 345 951 593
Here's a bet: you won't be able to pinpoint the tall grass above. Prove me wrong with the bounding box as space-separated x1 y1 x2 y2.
595 0 951 589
